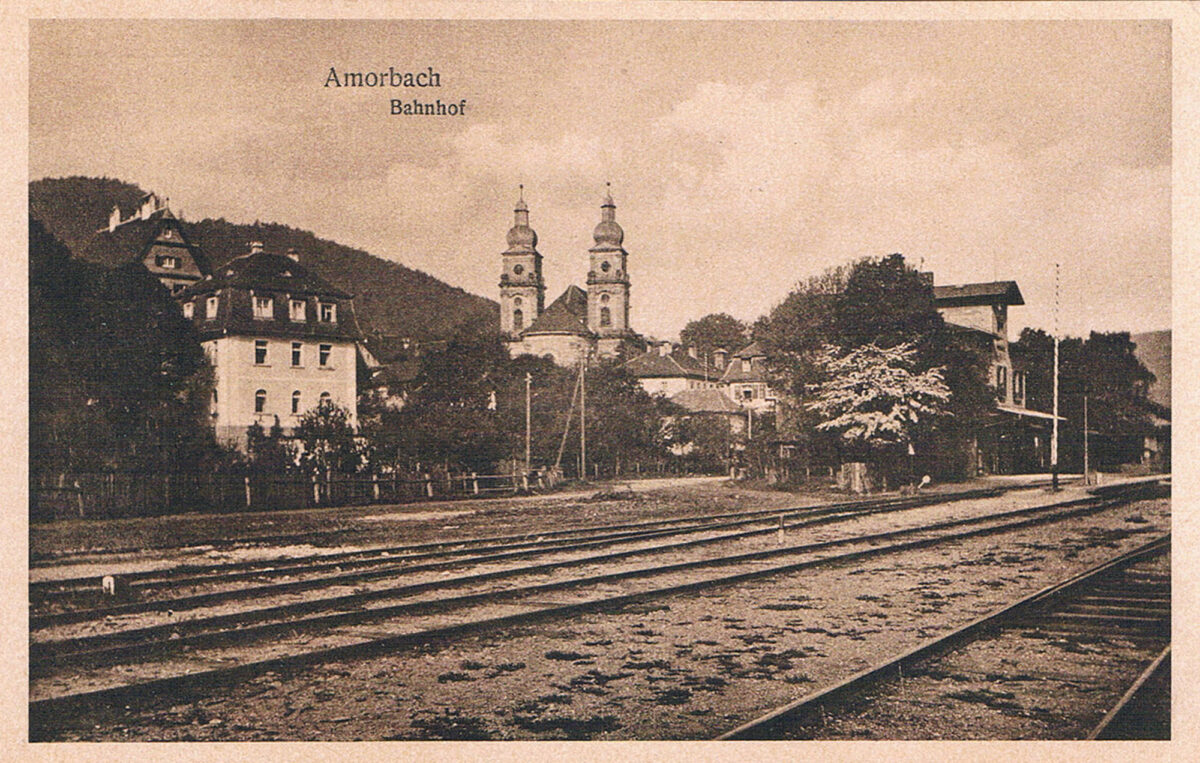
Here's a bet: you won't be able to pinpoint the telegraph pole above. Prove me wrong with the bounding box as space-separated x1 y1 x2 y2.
580 352 587 481
1083 394 1089 486
524 372 532 474
1051 263 1060 491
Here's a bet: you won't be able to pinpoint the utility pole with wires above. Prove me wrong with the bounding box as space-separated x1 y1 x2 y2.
580 351 588 481
1083 393 1089 486
1051 262 1060 492
524 372 532 475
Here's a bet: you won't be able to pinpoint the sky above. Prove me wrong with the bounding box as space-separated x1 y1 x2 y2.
28 19 1171 340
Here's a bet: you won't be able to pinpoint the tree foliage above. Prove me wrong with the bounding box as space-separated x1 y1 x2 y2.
295 402 365 474
680 312 749 358
806 343 951 458
29 216 219 479
1011 328 1162 468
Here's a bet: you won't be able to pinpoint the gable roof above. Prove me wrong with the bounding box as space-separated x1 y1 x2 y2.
719 341 771 383
670 388 742 414
933 281 1024 307
178 250 350 299
82 208 211 276
732 341 766 359
624 348 710 379
522 284 592 336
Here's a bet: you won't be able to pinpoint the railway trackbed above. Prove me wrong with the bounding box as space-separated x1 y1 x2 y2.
32 486 1018 619
716 533 1170 740
29 481 1166 739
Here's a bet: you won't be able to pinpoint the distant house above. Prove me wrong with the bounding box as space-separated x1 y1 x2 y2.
177 242 363 447
91 192 209 294
669 387 747 436
623 342 721 397
718 341 776 413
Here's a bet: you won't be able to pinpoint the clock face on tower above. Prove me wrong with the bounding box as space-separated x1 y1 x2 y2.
513 264 524 275
600 261 611 273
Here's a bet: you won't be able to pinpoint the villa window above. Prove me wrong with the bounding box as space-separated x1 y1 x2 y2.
292 342 302 367
290 299 306 322
255 339 268 365
319 392 332 409
292 391 301 414
254 389 266 414
319 344 332 367
253 295 274 320
319 302 337 323
996 366 1008 397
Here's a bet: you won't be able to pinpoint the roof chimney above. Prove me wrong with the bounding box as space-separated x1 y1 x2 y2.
285 247 300 262
250 241 264 255
713 348 728 369
659 342 671 357
687 346 698 360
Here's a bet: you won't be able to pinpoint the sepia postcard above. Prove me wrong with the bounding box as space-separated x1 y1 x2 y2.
4 1 1196 760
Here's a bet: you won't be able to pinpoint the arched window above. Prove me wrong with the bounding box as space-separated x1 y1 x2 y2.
319 392 331 409
600 306 611 327
513 308 524 330
292 390 301 414
254 389 266 413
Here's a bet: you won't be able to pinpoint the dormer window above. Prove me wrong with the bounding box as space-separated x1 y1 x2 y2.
205 296 219 319
182 302 194 319
320 302 337 323
290 299 306 322
253 295 274 320
163 228 173 239
158 255 179 269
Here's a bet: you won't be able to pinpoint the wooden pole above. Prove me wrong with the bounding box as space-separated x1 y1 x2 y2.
580 352 587 481
525 372 532 474
1083 394 1089 485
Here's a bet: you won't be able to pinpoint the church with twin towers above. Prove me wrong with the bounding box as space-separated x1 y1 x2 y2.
499 185 647 366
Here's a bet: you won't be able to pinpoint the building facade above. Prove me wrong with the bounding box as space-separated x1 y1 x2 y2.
503 187 645 366
177 243 362 447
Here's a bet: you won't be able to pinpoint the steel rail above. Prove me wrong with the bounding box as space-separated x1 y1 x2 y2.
1086 644 1171 740
30 487 1027 628
32 487 1011 594
715 533 1170 740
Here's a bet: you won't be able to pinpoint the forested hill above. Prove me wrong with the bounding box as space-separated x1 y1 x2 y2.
29 176 499 342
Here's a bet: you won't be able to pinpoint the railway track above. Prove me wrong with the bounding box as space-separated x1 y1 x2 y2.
33 487 1014 596
716 533 1170 740
29 480 1165 739
32 486 1033 627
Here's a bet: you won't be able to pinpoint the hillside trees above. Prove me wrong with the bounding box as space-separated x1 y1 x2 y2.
29 217 220 480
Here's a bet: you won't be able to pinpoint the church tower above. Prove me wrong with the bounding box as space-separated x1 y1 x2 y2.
499 186 545 337
586 184 631 343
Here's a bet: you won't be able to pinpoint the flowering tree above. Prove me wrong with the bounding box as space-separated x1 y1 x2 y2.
806 342 951 461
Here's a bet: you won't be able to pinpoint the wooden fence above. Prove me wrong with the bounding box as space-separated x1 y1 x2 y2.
30 468 559 522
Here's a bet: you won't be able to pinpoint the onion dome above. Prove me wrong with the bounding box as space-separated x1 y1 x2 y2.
592 184 624 248
505 184 538 251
